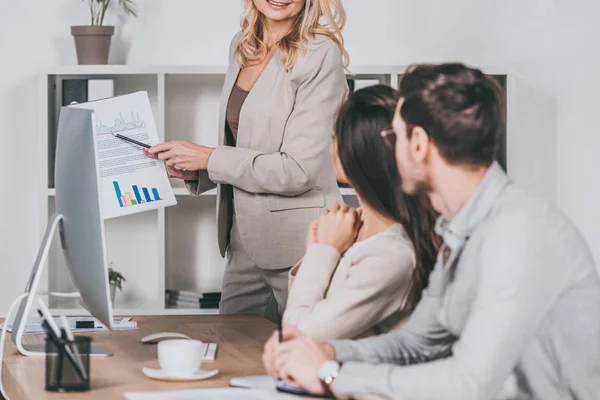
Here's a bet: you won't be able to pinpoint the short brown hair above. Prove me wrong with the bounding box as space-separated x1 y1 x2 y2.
398 63 506 166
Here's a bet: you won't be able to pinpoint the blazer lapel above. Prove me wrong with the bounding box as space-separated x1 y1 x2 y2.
236 49 280 148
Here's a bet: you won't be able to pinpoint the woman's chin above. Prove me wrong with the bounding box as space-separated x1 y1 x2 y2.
262 12 296 22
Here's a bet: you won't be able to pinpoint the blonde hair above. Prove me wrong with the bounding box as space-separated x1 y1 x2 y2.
236 0 350 72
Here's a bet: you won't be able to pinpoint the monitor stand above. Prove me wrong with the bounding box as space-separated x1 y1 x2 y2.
9 213 112 357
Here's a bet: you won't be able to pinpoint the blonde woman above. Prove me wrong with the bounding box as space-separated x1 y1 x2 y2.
146 0 349 322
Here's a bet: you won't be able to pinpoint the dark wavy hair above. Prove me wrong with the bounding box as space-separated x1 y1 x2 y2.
334 84 442 307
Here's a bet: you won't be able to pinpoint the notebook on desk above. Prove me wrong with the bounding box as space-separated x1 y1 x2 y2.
229 375 277 390
230 375 326 398
124 388 299 399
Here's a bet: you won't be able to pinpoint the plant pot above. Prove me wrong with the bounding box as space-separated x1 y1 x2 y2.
110 283 117 305
71 25 114 65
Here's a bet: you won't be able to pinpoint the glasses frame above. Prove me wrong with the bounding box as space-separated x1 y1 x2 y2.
381 127 396 150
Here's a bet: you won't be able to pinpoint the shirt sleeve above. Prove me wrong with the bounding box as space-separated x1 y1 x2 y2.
330 259 456 365
332 208 569 400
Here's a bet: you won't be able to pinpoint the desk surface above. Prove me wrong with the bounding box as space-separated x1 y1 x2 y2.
2 315 276 399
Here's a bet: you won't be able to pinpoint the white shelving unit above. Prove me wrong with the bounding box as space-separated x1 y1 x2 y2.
38 65 512 316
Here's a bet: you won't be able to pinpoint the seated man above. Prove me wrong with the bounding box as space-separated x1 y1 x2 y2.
263 62 600 400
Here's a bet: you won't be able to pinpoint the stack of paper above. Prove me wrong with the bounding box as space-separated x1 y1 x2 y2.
0 317 137 335
229 375 278 390
124 388 301 400
124 376 315 399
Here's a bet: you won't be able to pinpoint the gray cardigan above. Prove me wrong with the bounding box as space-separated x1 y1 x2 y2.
187 32 346 269
330 163 600 400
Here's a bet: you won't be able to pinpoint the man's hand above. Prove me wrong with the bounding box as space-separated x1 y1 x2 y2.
274 333 337 394
316 204 362 254
144 141 214 171
263 326 305 378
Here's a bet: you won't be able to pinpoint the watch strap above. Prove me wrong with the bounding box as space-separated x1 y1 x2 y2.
319 362 342 398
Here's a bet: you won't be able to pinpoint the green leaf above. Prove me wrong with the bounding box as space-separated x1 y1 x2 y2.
119 0 138 17
81 0 137 25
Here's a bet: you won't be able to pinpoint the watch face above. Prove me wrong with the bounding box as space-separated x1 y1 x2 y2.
318 360 340 380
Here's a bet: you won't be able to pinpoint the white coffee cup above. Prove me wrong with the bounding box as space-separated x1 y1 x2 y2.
157 339 204 377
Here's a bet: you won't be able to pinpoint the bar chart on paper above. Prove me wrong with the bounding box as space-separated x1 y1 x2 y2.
101 166 175 218
113 181 163 208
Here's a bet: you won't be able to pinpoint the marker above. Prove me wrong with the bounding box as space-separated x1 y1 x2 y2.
110 132 151 149
60 315 88 381
37 300 87 381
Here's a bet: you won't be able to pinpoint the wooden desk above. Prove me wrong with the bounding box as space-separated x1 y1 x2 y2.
2 315 276 399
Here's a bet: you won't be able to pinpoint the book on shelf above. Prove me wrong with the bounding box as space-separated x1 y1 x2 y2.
165 290 221 309
166 299 219 309
61 79 115 106
165 289 221 300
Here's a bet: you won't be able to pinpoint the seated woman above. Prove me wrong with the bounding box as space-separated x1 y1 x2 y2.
282 85 441 340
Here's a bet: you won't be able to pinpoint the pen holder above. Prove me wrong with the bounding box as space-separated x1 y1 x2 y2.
45 335 92 392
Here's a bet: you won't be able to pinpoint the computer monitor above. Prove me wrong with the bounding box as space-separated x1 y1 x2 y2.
10 106 113 356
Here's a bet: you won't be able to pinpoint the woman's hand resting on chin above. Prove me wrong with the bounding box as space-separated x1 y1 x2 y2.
313 204 363 254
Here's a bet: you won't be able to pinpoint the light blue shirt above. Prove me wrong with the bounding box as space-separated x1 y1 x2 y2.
330 162 600 400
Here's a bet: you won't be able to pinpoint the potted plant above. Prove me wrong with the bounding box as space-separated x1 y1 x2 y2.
71 0 138 65
108 263 126 305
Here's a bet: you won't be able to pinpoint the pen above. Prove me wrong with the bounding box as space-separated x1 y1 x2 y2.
39 317 65 386
38 313 87 382
278 314 283 343
110 132 151 149
60 315 88 381
37 303 87 382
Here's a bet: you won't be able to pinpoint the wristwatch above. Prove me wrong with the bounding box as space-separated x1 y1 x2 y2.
317 360 341 397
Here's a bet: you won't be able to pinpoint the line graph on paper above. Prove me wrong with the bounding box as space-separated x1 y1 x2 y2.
96 111 147 135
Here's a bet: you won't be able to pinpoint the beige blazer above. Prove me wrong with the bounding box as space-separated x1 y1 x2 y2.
283 224 417 341
187 32 347 269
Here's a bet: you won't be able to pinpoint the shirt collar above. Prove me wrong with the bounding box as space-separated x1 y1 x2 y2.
434 161 511 251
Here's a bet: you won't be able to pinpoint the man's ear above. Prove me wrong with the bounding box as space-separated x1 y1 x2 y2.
410 126 431 163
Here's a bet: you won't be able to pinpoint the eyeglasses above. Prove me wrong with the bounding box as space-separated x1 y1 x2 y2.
381 127 396 150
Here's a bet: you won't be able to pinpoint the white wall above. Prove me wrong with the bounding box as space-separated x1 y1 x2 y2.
1 0 599 315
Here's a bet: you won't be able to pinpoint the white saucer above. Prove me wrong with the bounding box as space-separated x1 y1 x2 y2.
142 367 219 382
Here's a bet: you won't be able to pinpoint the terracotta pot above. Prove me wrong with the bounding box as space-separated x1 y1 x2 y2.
71 25 115 65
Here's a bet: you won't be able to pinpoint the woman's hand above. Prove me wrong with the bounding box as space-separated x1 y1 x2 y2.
144 149 200 181
315 204 362 254
166 165 199 181
305 219 319 248
143 141 214 171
